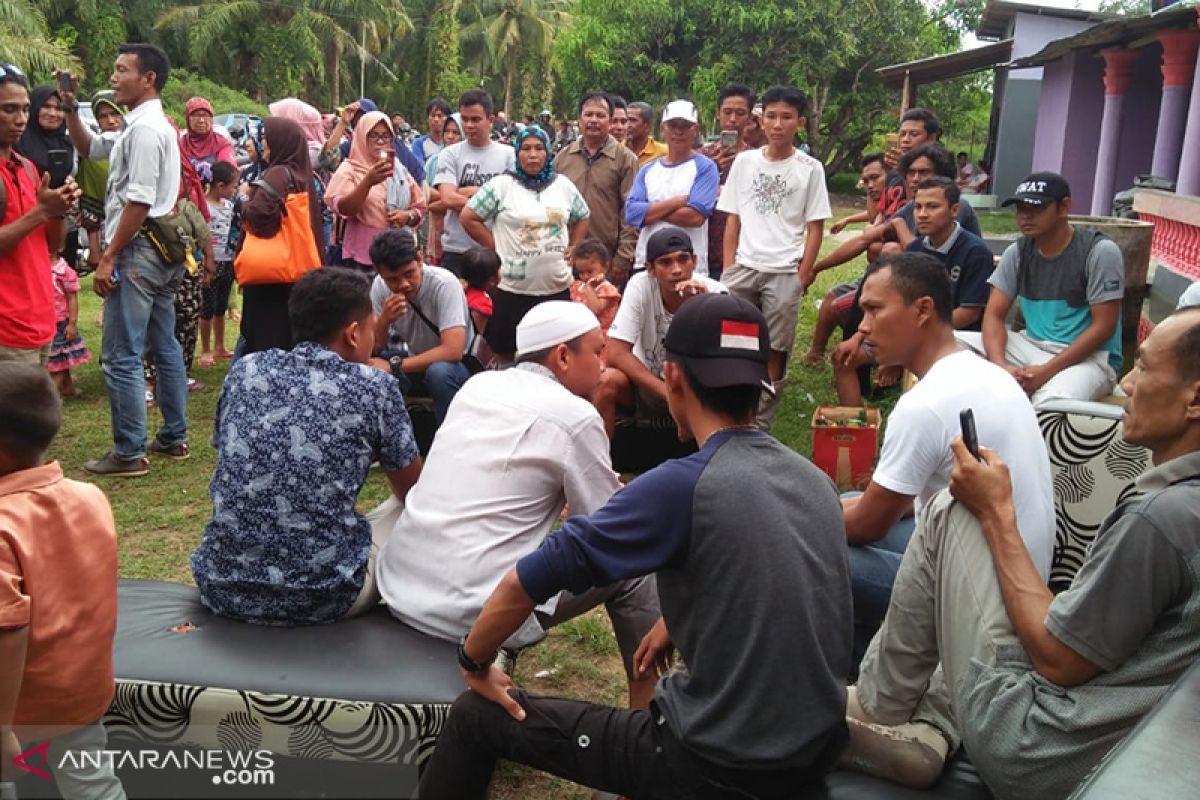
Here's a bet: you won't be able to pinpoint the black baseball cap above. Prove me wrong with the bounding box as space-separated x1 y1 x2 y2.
646 226 694 265
664 293 773 394
1002 172 1071 207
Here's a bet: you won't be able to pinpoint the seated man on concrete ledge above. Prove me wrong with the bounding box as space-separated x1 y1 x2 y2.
377 301 660 709
594 226 726 438
192 268 422 625
418 294 851 799
842 252 1053 674
843 305 1200 798
368 228 472 427
958 172 1124 406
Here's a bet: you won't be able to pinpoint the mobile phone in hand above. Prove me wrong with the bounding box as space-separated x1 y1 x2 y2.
56 70 74 95
719 130 737 151
960 408 981 461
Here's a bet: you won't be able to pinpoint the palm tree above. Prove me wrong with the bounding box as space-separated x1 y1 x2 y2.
462 0 570 117
0 0 80 77
156 0 411 106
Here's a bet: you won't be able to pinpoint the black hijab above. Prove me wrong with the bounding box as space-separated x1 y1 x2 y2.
17 86 74 188
242 117 325 255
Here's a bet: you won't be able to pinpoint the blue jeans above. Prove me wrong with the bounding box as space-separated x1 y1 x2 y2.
398 360 471 425
101 239 188 459
845 492 916 677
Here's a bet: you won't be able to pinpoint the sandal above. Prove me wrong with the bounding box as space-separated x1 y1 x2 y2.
198 353 216 368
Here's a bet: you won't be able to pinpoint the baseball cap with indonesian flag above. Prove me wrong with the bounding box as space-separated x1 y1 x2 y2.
664 293 774 395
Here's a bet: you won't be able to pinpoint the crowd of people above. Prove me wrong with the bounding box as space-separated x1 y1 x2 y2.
1 40 1200 800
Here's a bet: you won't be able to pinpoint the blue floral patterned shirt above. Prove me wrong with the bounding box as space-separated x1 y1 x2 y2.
192 342 419 625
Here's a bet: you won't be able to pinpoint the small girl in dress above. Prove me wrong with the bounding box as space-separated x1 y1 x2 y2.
47 246 90 397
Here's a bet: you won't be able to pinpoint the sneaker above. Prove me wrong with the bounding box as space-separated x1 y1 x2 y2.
187 378 206 393
839 687 949 789
84 452 150 477
148 438 190 460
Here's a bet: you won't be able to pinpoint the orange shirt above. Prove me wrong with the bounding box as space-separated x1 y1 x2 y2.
0 462 118 731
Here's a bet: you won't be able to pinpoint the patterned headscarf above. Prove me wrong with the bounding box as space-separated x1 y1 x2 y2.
510 124 555 192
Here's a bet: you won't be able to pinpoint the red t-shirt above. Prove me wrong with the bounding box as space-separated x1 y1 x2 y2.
466 286 494 317
0 154 55 348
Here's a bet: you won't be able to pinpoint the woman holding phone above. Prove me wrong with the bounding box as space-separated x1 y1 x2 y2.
17 85 80 266
324 111 425 274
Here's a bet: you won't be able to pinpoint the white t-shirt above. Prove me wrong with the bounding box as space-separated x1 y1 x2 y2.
433 140 515 254
375 363 620 648
465 174 590 295
369 266 469 356
872 349 1055 578
626 154 719 275
607 271 728 379
716 147 831 272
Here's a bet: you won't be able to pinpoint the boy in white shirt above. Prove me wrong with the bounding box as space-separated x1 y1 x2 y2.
594 227 727 437
719 85 831 427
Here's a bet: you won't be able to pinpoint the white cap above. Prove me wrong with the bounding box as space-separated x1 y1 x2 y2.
516 301 600 355
662 100 698 124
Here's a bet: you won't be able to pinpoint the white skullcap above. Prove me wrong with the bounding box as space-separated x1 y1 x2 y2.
516 301 599 355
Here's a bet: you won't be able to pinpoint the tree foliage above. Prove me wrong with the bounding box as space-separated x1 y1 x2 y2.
8 0 991 173
557 0 989 176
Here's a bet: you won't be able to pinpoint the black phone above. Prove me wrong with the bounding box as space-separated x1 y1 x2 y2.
960 408 981 461
56 71 73 95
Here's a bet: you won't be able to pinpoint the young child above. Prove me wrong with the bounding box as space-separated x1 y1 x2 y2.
570 239 621 333
47 245 90 397
460 247 501 336
0 364 123 797
199 160 239 366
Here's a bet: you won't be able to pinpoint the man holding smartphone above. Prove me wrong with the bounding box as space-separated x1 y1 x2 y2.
845 305 1200 796
0 63 79 367
699 84 755 281
841 252 1054 693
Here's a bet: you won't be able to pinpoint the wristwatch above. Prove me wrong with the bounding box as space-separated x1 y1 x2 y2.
388 354 405 377
457 634 496 673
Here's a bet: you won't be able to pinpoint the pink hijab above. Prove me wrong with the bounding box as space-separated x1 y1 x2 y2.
324 110 393 229
180 97 236 167
268 97 325 147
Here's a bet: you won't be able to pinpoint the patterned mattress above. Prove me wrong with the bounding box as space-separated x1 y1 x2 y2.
107 580 462 767
1036 400 1151 592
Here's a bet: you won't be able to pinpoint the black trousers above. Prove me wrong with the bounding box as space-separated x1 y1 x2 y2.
418 690 830 800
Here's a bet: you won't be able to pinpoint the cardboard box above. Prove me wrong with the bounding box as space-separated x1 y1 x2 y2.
811 406 882 490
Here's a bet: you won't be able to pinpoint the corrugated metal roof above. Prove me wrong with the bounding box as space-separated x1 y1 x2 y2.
977 0 1117 42
876 39 1014 88
1014 4 1198 67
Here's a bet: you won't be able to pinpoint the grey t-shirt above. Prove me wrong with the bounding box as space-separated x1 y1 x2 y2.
957 450 1200 800
990 231 1125 370
369 266 469 356
434 141 515 255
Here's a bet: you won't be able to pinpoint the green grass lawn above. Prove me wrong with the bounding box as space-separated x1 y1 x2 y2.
54 221 885 799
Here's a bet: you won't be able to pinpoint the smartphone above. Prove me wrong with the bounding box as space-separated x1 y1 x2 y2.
884 132 900 151
56 70 73 95
719 130 738 151
960 408 981 461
